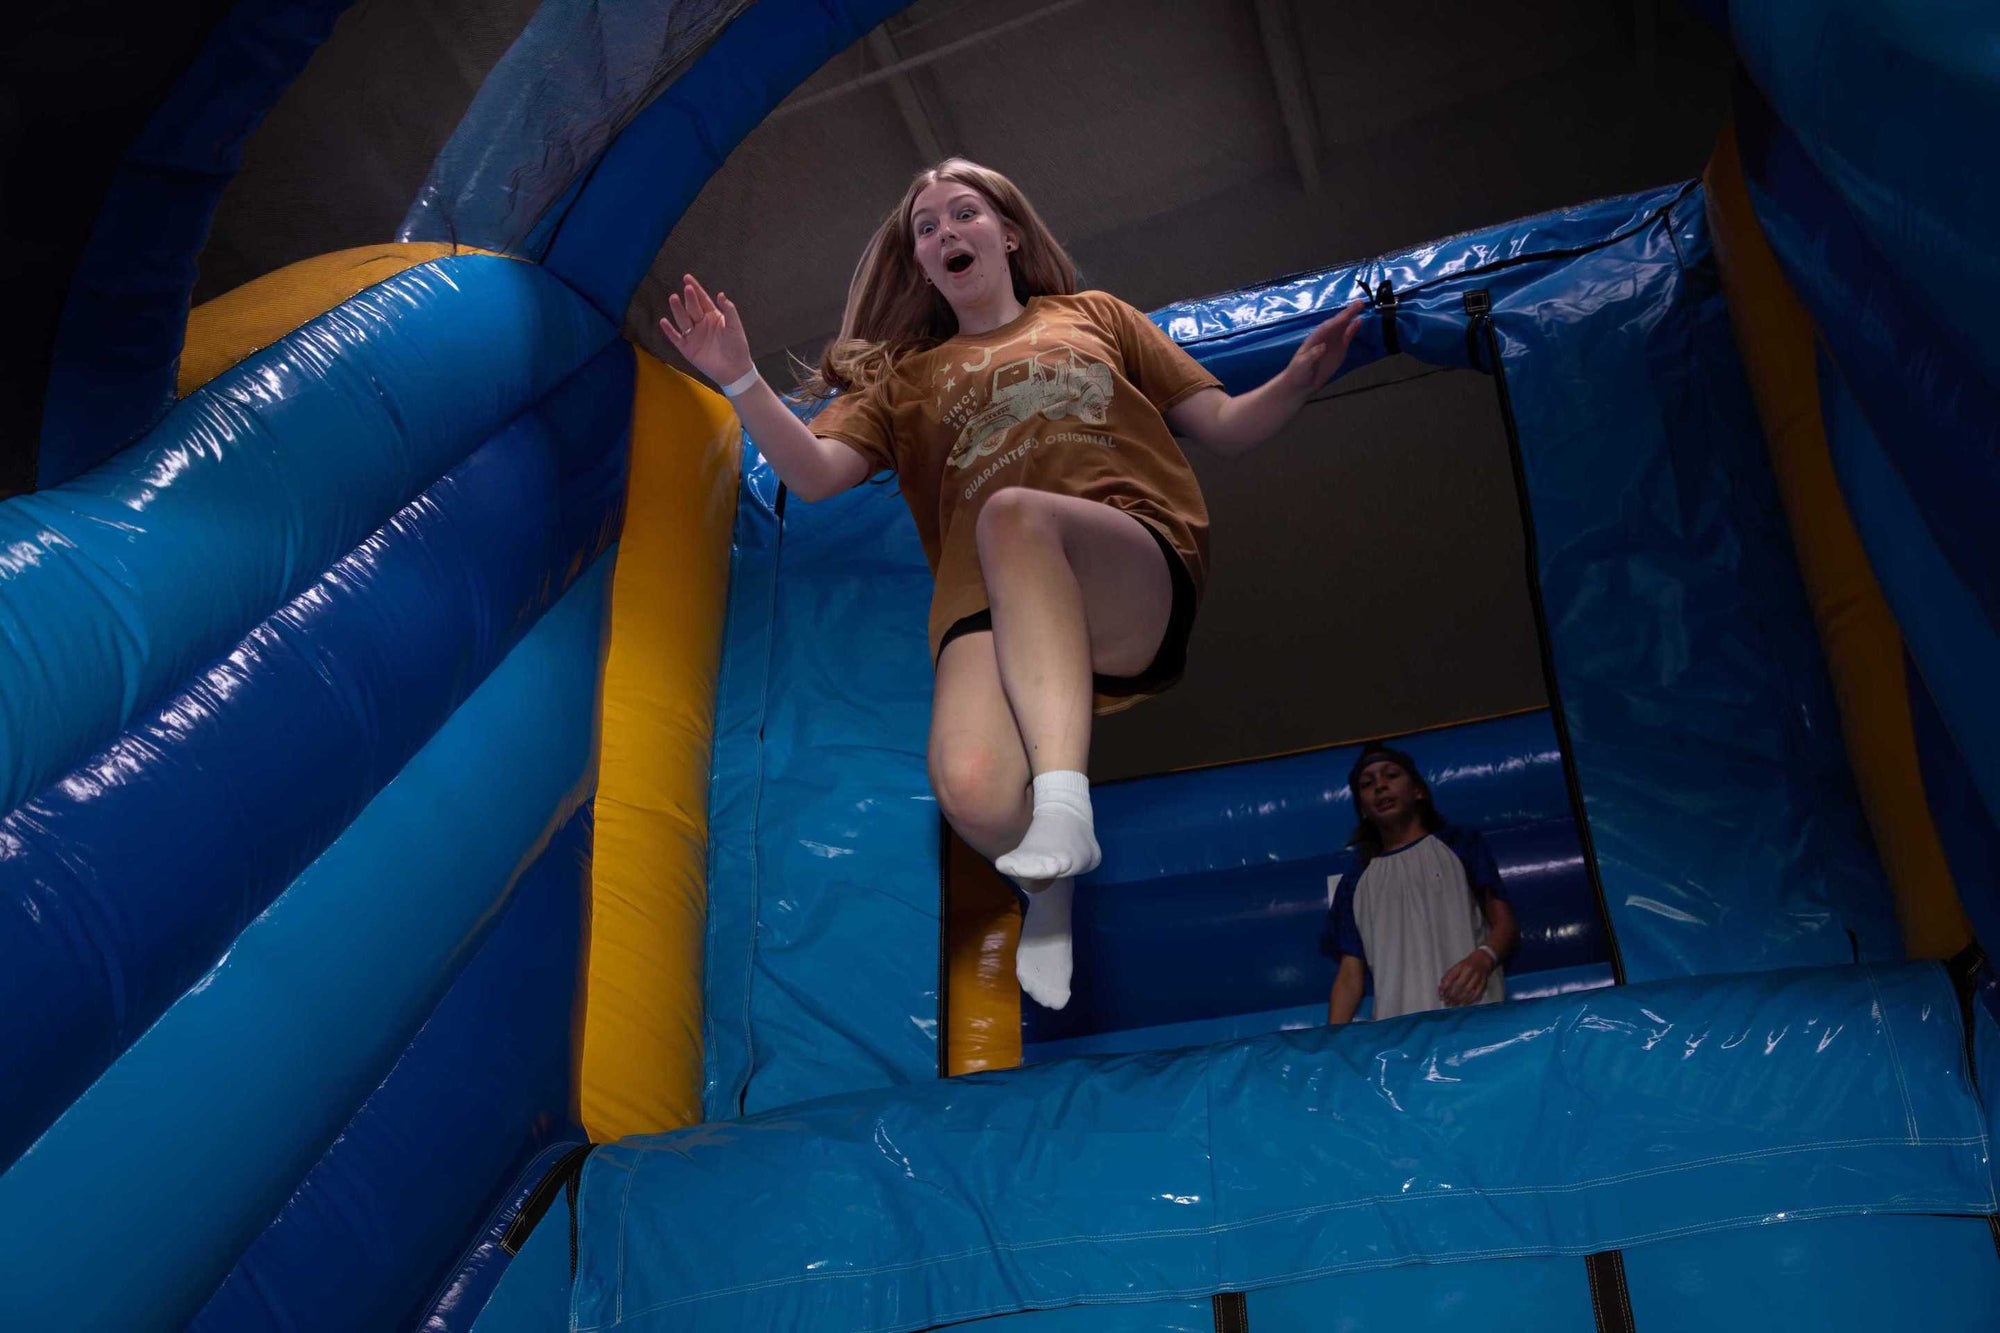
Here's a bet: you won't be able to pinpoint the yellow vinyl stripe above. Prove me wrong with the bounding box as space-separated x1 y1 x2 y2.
579 351 741 1138
1705 125 1968 960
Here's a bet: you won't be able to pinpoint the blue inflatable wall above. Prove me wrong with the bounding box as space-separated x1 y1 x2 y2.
1024 710 1612 1059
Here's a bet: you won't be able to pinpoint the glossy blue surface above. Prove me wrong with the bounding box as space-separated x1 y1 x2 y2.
746 461 938 1113
1164 184 1894 982
0 255 613 820
1026 707 1605 1043
1021 962 1616 1063
575 964 1987 1332
0 560 609 1331
702 445 783 1120
37 0 353 486
1086 712 1568 887
1026 815 1605 1049
0 340 628 1172
191 812 591 1332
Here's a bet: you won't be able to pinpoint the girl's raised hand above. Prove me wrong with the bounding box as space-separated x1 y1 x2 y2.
1280 298 1365 395
658 274 754 387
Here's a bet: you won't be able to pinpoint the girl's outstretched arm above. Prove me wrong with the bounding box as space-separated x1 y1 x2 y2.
659 274 871 502
1166 299 1365 458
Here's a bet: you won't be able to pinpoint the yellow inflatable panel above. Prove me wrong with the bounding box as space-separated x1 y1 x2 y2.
179 243 510 395
945 833 1023 1075
1705 126 1969 960
580 351 741 1139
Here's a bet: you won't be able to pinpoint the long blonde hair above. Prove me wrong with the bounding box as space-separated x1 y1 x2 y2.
798 159 1078 399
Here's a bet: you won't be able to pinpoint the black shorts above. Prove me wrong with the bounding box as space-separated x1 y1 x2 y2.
936 518 1198 700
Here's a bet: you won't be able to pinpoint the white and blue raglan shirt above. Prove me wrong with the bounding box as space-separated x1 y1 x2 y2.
1320 824 1508 1020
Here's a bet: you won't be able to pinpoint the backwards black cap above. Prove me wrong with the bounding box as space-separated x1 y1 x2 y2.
1347 741 1422 793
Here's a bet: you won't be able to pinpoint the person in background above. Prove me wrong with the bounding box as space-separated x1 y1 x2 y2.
1324 743 1519 1024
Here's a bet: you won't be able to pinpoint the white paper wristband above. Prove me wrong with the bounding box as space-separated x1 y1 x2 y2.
720 367 762 399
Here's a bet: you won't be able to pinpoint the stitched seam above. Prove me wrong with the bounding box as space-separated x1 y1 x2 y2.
616 1154 638 1323
1866 964 1921 1141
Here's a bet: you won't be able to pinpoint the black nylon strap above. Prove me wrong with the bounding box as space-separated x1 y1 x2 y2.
1375 280 1400 356
567 1167 582 1280
499 1142 596 1257
1585 1250 1636 1333
1211 1290 1250 1333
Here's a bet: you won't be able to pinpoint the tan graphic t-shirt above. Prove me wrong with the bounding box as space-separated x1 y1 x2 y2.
810 291 1221 661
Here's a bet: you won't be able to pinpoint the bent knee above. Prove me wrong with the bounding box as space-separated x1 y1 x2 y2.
975 486 1059 546
929 734 1027 831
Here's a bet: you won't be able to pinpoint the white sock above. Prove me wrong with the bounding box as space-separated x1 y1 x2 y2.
1015 876 1074 1010
995 770 1100 882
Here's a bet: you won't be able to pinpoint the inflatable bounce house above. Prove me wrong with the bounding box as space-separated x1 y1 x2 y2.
6 1 2000 1329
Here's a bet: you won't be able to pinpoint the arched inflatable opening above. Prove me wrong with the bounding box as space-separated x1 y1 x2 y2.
4 2 2000 1330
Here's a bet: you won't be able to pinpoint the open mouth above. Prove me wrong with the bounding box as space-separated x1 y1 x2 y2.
945 252 975 275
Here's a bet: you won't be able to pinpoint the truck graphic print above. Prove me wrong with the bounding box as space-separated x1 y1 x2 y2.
947 345 1115 469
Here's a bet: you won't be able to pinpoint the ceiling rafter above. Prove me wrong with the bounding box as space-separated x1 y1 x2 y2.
1252 0 1321 194
865 23 954 166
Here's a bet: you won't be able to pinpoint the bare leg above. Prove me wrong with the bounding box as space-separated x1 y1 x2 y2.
929 632 1032 863
975 489 1172 882
973 489 1173 773
929 633 1073 1009
930 491 1178 1009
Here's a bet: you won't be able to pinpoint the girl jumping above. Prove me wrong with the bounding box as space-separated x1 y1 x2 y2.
660 158 1362 1009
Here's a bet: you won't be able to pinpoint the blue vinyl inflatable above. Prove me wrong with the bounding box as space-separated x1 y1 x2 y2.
1735 82 2000 639
704 442 940 1119
0 255 612 821
1023 712 1610 1054
573 963 1987 1331
1816 359 2000 933
1725 0 2000 385
1151 183 1896 982
0 560 609 1331
191 811 591 1332
702 447 785 1120
0 336 627 1172
1085 712 1569 886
